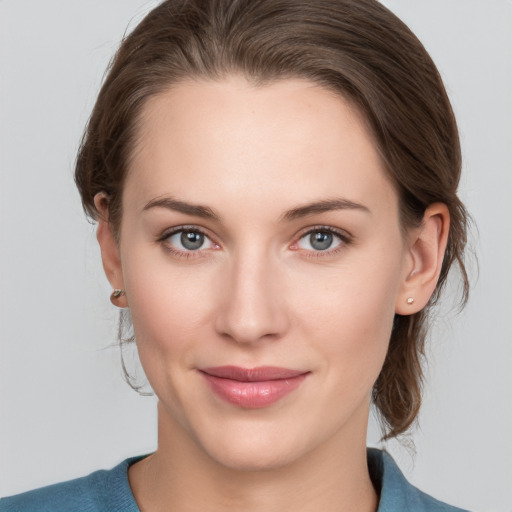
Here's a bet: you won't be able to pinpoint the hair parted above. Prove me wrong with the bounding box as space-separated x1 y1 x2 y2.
75 0 470 440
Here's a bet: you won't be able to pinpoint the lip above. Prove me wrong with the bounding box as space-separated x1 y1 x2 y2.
199 366 309 409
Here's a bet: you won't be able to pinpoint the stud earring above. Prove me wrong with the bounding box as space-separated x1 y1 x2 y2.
406 297 414 305
110 289 126 307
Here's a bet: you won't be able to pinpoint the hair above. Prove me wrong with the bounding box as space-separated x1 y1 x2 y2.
75 0 470 439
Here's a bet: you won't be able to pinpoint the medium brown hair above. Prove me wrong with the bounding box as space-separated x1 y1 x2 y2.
75 0 470 439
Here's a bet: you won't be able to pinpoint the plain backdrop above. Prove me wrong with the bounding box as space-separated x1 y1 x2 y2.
1 1 511 511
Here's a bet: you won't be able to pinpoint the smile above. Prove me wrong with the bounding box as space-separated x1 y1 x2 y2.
199 366 309 409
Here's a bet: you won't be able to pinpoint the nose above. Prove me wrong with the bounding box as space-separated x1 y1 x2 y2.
214 249 290 344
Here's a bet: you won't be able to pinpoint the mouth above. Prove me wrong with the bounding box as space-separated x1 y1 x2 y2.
199 366 310 409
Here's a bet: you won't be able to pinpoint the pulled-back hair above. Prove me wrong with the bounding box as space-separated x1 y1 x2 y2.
75 0 470 439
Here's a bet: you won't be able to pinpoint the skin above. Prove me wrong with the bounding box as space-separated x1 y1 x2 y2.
96 76 449 512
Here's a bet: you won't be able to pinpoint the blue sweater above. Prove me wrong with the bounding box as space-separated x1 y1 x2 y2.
0 449 469 511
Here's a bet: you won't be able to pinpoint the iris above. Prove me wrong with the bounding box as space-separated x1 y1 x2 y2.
310 231 333 251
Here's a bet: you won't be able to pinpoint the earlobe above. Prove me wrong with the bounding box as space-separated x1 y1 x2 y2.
395 203 450 315
94 193 128 308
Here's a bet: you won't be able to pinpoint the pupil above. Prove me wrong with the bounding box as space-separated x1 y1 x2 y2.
310 231 332 251
181 231 204 250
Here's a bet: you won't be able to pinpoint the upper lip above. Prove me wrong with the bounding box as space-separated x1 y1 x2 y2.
200 366 308 382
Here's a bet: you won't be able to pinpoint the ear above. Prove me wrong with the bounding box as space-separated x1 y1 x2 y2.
395 203 450 315
94 193 128 308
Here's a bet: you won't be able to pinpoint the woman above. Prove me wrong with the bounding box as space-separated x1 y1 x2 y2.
0 0 485 510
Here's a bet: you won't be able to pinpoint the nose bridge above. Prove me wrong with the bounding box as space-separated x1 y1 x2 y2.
215 243 288 344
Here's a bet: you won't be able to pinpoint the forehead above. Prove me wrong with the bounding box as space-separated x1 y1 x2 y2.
125 76 398 220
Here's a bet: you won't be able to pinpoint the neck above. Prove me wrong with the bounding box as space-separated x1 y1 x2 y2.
129 403 378 512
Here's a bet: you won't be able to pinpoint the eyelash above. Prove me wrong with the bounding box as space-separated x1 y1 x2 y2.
157 225 352 260
292 225 352 259
158 225 218 260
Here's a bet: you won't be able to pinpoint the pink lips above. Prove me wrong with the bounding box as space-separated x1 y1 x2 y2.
199 366 309 409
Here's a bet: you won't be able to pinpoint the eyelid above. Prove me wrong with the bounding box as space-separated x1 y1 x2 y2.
158 225 220 257
158 224 208 240
157 224 352 259
290 225 353 253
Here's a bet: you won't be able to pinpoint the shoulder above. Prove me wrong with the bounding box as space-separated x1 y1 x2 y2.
367 448 471 512
0 457 144 512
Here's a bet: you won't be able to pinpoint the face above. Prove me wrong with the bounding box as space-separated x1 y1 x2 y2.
112 77 414 470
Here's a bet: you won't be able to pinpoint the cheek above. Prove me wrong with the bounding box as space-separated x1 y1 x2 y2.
120 246 217 363
292 251 402 385
121 252 221 426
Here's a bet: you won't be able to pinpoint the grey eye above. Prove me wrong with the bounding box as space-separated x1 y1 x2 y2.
296 229 343 252
309 231 333 251
180 231 205 250
166 230 214 251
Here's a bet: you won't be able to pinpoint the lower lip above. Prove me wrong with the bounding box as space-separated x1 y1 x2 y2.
200 372 308 409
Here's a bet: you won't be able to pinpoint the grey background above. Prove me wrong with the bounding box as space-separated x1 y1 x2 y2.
1 1 511 510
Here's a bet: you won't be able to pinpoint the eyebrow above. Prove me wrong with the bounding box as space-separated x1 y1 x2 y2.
143 197 220 220
142 196 370 222
281 198 370 221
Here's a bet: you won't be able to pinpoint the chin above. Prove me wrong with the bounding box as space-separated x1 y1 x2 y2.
193 418 318 473
208 443 297 473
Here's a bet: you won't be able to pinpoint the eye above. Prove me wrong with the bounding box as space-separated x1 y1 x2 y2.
164 228 217 252
294 228 347 253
